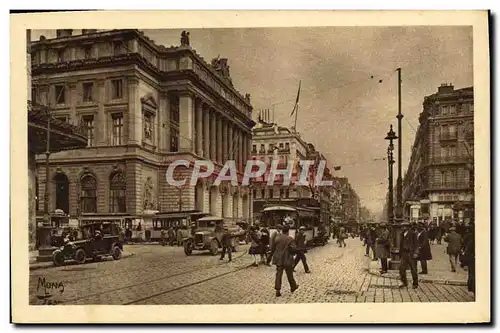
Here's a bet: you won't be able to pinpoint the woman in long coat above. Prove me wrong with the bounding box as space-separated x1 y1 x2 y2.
416 222 432 274
375 223 390 273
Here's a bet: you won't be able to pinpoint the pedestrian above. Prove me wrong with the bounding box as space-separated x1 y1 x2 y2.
444 226 462 272
398 222 419 289
436 225 443 244
366 226 377 260
220 227 233 262
375 222 390 274
416 222 432 275
269 225 298 297
338 227 347 247
293 226 311 273
167 225 175 246
260 227 270 264
462 222 475 294
248 226 261 267
267 225 282 264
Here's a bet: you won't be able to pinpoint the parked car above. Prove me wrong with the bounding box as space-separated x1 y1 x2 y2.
52 222 124 266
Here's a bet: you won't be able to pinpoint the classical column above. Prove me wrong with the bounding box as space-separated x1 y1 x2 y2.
203 104 210 159
217 114 223 164
236 128 242 171
195 100 203 156
210 109 216 161
179 93 194 152
228 124 234 160
96 79 106 145
222 118 228 162
243 132 249 169
127 77 141 145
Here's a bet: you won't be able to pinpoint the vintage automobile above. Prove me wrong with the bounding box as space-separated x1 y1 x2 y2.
51 222 124 266
183 216 244 256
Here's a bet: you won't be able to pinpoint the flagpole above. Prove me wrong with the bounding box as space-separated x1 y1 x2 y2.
294 102 299 132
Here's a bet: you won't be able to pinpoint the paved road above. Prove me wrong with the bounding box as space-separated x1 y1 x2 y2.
30 239 474 305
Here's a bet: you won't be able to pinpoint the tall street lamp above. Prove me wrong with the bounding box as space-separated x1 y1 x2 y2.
385 125 397 224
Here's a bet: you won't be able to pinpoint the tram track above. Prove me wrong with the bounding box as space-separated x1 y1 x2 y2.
57 249 249 304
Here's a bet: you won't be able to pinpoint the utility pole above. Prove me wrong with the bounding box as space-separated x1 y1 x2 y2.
395 68 403 220
43 105 51 226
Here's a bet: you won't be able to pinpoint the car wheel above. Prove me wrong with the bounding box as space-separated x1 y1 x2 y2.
112 246 122 260
184 241 193 255
74 249 86 264
52 250 65 266
210 240 219 256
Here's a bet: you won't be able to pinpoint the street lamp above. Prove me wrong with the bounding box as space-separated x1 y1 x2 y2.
385 124 397 224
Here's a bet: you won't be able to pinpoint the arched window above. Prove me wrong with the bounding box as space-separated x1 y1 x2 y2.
110 172 126 213
81 174 97 213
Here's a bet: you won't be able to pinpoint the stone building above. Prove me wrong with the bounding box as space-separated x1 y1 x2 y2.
402 84 474 224
335 177 361 223
250 117 335 224
31 29 254 229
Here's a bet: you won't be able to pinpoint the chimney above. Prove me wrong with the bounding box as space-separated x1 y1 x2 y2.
438 83 454 94
56 29 73 38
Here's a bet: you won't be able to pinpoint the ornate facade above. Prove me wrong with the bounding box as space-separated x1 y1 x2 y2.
250 118 337 224
402 84 474 224
31 29 254 228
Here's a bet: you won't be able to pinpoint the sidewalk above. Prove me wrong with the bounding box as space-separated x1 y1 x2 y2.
367 243 468 286
29 251 135 271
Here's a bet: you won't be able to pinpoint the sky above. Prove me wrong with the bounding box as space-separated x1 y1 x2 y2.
32 27 473 216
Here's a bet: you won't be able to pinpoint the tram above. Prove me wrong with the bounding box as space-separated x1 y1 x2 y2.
150 210 208 241
260 205 318 246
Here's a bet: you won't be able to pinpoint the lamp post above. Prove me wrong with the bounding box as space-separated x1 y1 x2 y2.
385 125 397 224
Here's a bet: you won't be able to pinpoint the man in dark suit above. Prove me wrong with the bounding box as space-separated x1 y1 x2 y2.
398 222 419 289
219 227 232 262
293 226 311 273
416 222 432 274
269 225 298 297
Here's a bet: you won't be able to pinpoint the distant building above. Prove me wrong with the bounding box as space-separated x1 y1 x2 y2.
31 29 255 230
250 115 336 224
402 83 474 224
335 177 361 224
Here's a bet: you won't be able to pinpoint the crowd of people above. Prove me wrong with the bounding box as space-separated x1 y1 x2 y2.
359 221 475 294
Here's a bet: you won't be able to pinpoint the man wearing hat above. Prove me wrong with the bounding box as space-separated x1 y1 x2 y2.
398 222 419 288
269 225 298 297
293 226 311 273
416 222 432 274
375 222 390 274
220 227 233 262
444 226 462 272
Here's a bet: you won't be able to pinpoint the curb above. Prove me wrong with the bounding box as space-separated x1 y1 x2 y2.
367 268 467 286
29 252 135 271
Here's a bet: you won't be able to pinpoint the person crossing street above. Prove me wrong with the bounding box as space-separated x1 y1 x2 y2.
293 226 311 273
269 225 298 297
219 227 232 262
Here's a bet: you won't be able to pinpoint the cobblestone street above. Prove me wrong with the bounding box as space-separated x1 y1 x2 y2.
30 239 475 305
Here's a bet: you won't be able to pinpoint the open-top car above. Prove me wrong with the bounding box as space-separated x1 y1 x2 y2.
183 216 244 256
52 221 124 266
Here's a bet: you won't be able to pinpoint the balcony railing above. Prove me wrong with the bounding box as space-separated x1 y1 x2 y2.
432 156 469 164
439 133 458 141
427 182 471 190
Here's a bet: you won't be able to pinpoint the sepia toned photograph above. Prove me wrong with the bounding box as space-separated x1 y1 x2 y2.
11 10 490 323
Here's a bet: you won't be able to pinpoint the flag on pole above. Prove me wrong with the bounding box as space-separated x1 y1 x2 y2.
290 81 301 117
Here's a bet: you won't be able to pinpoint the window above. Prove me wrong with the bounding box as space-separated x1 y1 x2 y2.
440 105 449 116
143 112 154 141
269 188 274 198
83 45 92 59
55 85 66 104
260 144 265 153
285 142 290 151
469 103 474 112
110 172 126 213
82 115 94 147
83 82 93 102
31 87 37 102
55 116 69 123
252 144 257 153
449 104 456 115
57 49 65 62
80 175 97 213
169 96 180 152
113 41 123 56
280 188 284 198
111 79 123 99
279 143 284 150
112 113 123 145
261 188 265 199
252 188 256 198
